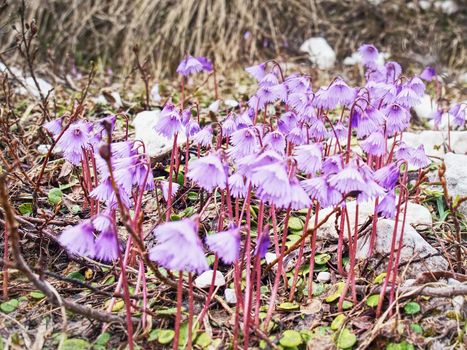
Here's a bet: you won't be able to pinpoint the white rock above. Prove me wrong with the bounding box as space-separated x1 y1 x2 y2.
133 110 186 157
208 100 220 113
224 99 239 108
224 288 237 304
428 113 455 131
299 37 336 70
316 271 331 283
265 252 277 265
434 0 458 14
150 84 161 103
419 0 431 10
37 144 51 155
444 153 467 216
396 131 467 158
459 72 467 85
16 77 53 98
194 270 226 289
310 200 432 240
414 94 437 119
110 91 123 108
356 219 448 275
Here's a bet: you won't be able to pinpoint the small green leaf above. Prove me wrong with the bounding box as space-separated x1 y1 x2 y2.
111 300 124 312
18 203 33 215
386 341 415 350
0 299 19 314
336 328 357 349
67 271 85 282
94 332 110 346
331 314 346 330
410 323 423 334
187 192 198 201
279 330 303 347
277 302 300 311
48 188 63 205
366 294 380 307
288 217 304 231
314 253 331 265
158 329 175 345
373 273 387 285
59 338 90 350
404 302 421 315
29 291 46 300
325 282 345 303
341 301 353 310
195 332 211 348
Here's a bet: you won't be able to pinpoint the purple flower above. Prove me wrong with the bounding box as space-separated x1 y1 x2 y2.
285 74 310 93
154 105 183 138
187 152 227 192
395 141 412 161
322 154 343 176
328 161 367 194
160 180 180 201
186 120 201 137
351 109 378 138
374 163 400 190
264 131 286 155
43 118 63 137
254 226 270 258
286 127 306 145
396 84 421 108
59 221 95 257
221 115 237 137
205 226 241 264
420 66 436 81
358 44 379 66
229 173 248 198
357 164 385 202
449 104 466 126
192 125 213 147
385 104 410 136
57 121 92 164
196 56 213 72
384 61 402 82
176 55 204 76
361 131 386 156
409 145 430 169
94 228 120 262
302 176 342 208
149 217 208 274
229 128 259 159
259 73 279 86
293 144 322 175
245 63 267 81
377 190 396 218
288 177 312 210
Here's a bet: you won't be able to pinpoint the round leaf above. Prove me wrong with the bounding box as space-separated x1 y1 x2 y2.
288 217 304 231
404 302 421 315
60 338 90 350
277 302 300 311
331 314 346 330
0 299 19 314
336 328 357 349
366 294 380 307
48 188 63 205
279 330 303 347
158 329 175 345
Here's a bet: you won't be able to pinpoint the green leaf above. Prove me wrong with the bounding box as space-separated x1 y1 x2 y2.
336 328 357 349
366 294 380 307
48 188 63 205
342 300 354 310
195 332 211 348
158 329 175 345
386 341 415 350
0 299 19 314
410 324 423 334
29 291 46 300
94 332 110 346
18 203 33 215
111 300 124 312
277 302 300 311
279 330 303 348
314 253 331 265
331 314 346 330
325 282 345 303
373 273 387 285
59 338 90 350
67 271 85 282
288 217 304 231
187 192 198 201
404 302 421 315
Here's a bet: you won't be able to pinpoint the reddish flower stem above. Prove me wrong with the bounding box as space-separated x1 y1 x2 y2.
166 133 179 221
307 204 320 301
173 271 184 350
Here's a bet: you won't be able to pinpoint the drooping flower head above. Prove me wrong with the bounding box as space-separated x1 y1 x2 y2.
420 66 436 81
206 226 241 264
358 44 379 67
192 125 213 147
176 55 204 76
254 226 271 258
149 217 208 274
196 56 213 72
93 215 120 262
293 143 322 175
229 173 248 198
377 190 396 218
154 104 183 138
360 131 386 156
160 180 180 202
245 63 267 81
374 163 400 190
187 152 227 192
43 118 63 138
59 220 95 258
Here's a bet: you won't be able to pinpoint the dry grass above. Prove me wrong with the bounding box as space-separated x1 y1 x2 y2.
1 0 466 76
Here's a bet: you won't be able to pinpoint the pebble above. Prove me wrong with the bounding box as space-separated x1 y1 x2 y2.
194 270 226 289
316 271 331 283
224 288 237 304
299 37 336 70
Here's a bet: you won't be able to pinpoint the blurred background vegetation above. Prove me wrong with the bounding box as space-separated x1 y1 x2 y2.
0 0 466 77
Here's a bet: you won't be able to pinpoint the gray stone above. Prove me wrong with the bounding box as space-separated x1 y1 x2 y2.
299 37 336 70
316 271 331 283
224 288 237 304
356 219 448 276
444 153 467 216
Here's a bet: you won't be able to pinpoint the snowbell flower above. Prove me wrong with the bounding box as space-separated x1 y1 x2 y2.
206 226 241 264
187 152 227 192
